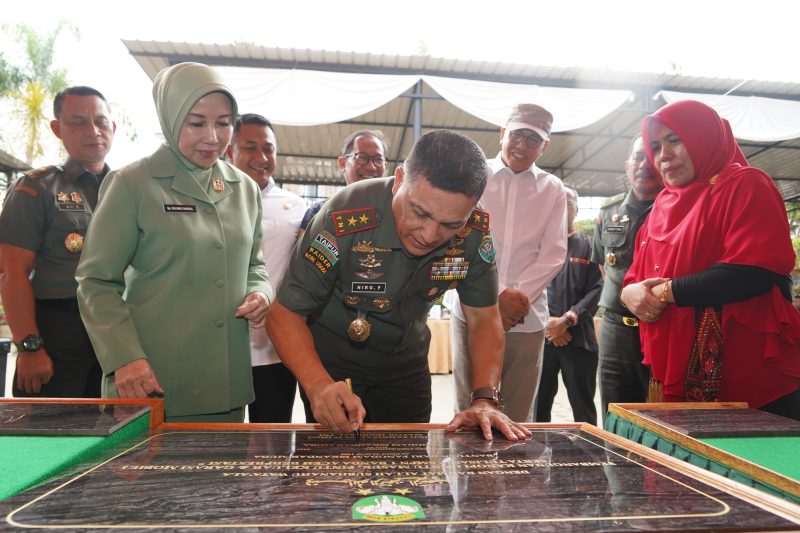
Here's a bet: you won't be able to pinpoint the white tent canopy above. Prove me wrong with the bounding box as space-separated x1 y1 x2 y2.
658 90 800 142
221 66 634 131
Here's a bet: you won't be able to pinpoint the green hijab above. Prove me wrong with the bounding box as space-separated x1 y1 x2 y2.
152 62 238 171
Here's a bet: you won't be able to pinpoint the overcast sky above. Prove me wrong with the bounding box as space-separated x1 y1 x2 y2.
3 0 798 171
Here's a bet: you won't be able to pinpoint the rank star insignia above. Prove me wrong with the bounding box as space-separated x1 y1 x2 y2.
466 208 490 232
356 489 374 496
70 191 82 203
393 489 412 495
57 191 68 202
456 227 472 239
332 207 377 237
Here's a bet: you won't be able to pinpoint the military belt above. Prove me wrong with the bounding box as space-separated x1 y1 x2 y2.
602 308 639 328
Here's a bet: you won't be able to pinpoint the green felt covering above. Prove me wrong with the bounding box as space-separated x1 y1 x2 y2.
0 412 150 501
605 412 799 504
699 436 800 482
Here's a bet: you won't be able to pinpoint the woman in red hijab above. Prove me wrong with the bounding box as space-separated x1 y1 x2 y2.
621 100 800 420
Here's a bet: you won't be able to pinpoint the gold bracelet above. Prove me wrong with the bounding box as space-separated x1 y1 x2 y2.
659 281 671 303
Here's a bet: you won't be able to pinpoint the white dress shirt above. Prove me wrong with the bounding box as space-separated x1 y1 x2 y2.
446 153 567 332
250 178 307 366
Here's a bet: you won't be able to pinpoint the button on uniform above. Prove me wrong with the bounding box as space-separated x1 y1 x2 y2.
215 279 224 287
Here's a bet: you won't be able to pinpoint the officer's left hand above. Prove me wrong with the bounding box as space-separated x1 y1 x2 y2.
235 292 270 323
446 400 531 441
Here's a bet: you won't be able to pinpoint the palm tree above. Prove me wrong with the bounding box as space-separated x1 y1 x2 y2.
2 20 73 164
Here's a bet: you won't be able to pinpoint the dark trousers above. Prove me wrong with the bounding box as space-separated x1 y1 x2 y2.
598 312 649 424
535 344 598 425
301 323 433 423
248 363 297 423
13 298 101 398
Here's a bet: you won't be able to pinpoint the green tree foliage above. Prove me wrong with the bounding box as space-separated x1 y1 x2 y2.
574 218 595 238
1 20 76 164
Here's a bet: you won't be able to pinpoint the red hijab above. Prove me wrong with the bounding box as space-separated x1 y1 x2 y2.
627 100 800 406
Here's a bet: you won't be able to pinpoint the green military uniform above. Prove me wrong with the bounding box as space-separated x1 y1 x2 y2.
0 159 109 397
76 145 271 419
591 189 655 420
279 177 498 422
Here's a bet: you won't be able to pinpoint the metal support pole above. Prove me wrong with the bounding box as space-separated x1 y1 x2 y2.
412 81 423 142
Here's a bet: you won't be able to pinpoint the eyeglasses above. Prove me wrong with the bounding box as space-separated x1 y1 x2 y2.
347 152 387 167
508 130 545 149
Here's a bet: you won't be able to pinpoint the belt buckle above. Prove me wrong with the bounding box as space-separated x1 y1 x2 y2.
622 316 639 327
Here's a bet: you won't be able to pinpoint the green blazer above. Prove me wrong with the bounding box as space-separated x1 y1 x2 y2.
77 144 271 417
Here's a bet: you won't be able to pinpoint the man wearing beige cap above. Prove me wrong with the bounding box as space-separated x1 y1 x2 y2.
445 103 567 422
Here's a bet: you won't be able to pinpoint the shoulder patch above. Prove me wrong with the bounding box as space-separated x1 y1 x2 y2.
13 183 39 198
465 208 490 233
332 207 378 237
601 193 625 208
23 165 60 180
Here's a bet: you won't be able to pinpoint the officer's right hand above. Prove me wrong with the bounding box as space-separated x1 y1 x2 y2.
114 359 164 399
16 349 54 394
310 381 365 435
498 289 529 331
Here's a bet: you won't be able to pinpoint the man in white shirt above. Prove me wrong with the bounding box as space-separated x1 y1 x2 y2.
445 103 567 422
226 113 307 422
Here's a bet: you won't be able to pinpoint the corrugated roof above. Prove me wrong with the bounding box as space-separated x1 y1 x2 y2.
123 40 800 200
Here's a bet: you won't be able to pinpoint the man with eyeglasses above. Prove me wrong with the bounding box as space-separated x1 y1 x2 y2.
0 86 116 397
300 130 388 232
338 130 388 185
445 103 567 422
591 135 663 423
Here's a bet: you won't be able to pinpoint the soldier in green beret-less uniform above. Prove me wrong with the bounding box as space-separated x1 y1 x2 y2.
267 130 531 442
0 86 115 397
591 135 663 422
77 63 270 422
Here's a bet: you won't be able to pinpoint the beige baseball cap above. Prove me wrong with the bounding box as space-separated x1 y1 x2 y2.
506 103 553 141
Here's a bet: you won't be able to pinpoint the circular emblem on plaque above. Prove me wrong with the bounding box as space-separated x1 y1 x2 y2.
64 232 84 253
348 317 371 342
605 251 617 266
612 213 621 223
213 177 225 192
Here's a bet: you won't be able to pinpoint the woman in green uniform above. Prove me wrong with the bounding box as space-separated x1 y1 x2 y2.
77 63 271 422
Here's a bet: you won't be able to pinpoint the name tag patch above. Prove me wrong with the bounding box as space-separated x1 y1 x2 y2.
430 257 469 281
351 282 386 293
606 225 624 233
164 204 197 213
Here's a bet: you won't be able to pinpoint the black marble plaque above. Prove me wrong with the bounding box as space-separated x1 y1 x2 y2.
2 428 798 531
637 408 800 437
0 403 150 436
